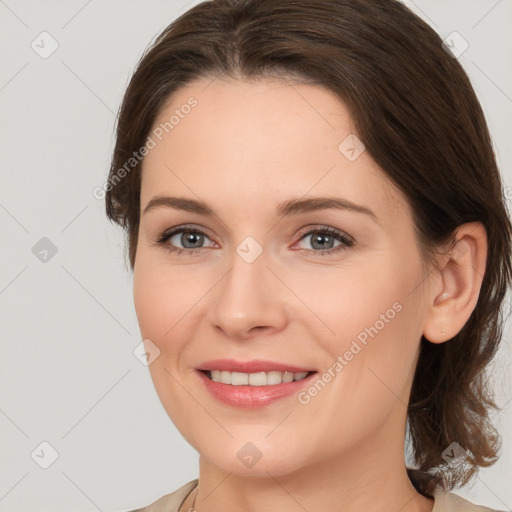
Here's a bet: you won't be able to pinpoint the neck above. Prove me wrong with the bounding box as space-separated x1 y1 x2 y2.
182 409 434 512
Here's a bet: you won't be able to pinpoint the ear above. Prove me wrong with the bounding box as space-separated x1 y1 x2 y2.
422 222 488 344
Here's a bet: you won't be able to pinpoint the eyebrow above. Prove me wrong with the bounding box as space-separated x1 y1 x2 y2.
143 195 378 222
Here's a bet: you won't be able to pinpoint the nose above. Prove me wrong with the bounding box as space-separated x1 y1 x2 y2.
206 249 288 340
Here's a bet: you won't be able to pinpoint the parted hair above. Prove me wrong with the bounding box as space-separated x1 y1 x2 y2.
105 0 512 498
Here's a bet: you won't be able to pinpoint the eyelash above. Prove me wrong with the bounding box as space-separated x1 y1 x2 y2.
153 224 354 257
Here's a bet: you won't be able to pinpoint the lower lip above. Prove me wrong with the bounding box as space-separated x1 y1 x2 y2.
196 370 316 409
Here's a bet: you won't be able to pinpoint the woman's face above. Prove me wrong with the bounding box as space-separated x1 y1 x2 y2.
133 77 432 476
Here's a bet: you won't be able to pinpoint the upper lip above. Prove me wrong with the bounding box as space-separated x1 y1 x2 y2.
196 359 315 374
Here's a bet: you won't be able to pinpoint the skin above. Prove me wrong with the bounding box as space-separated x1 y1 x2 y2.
132 77 487 512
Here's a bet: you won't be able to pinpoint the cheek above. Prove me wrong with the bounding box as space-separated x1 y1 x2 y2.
298 252 424 414
133 262 198 435
299 261 416 355
133 252 200 344
133 269 170 342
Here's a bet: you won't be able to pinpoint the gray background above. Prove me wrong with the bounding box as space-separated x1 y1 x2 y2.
0 0 511 510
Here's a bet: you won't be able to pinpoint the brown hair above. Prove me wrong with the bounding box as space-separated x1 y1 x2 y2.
105 0 512 498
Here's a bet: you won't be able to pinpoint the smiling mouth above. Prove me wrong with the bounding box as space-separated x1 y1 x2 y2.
201 369 316 386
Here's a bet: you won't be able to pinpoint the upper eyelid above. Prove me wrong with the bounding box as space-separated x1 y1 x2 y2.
160 224 213 237
296 225 352 241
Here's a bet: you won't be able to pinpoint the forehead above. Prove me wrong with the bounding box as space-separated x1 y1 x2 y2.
140 77 410 226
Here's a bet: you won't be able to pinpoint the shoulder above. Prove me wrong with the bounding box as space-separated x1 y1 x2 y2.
433 489 506 512
126 481 506 512
127 479 198 512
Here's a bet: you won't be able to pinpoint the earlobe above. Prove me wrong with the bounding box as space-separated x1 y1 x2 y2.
422 222 487 344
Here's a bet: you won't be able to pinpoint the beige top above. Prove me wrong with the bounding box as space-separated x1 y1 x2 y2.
129 479 505 512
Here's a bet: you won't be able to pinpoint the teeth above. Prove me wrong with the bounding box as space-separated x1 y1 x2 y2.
208 370 311 386
249 372 267 386
231 372 249 385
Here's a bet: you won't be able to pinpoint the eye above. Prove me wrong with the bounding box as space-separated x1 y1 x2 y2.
153 224 215 255
294 226 354 256
153 224 354 257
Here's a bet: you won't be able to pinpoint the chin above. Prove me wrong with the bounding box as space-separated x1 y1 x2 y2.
206 451 305 477
192 434 313 477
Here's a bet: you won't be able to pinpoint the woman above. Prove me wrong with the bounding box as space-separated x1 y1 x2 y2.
104 0 511 510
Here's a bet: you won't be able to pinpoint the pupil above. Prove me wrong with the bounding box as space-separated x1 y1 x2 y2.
312 233 333 250
182 231 203 248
